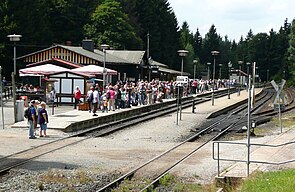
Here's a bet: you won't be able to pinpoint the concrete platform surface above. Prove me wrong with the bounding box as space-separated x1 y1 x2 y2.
220 126 295 179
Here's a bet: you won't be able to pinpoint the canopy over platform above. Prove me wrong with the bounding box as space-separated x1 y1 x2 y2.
71 65 117 75
19 64 69 76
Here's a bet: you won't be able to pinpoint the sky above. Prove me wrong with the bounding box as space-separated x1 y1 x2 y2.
168 0 295 41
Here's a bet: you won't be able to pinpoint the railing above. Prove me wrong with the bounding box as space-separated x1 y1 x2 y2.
213 140 295 177
1 86 13 100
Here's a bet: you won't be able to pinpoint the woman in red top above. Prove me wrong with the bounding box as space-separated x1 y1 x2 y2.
74 86 81 109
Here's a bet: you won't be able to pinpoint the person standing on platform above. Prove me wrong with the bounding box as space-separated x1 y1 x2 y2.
86 86 94 113
28 100 37 139
74 86 81 109
38 102 48 137
92 87 99 116
107 86 116 111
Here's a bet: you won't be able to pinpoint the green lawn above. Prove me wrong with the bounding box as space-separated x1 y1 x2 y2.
239 169 295 192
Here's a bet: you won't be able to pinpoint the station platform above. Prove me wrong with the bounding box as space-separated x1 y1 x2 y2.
216 126 295 188
220 126 295 178
12 88 262 132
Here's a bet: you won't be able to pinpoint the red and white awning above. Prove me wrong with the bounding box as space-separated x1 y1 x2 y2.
19 64 69 76
71 65 117 75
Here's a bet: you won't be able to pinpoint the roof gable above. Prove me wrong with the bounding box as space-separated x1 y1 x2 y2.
104 50 145 65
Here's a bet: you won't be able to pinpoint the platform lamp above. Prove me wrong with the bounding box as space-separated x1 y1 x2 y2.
246 62 251 91
7 34 22 123
228 61 232 99
177 50 188 76
193 59 198 80
238 60 243 96
207 62 211 80
211 50 219 106
100 44 110 91
219 63 223 79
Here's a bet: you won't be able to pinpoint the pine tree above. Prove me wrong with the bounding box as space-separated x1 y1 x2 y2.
287 19 295 84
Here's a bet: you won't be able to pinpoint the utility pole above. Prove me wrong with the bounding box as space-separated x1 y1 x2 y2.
147 32 151 82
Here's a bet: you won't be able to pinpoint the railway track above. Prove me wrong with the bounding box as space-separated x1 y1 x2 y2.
2 87 291 191
0 88 235 175
97 88 283 191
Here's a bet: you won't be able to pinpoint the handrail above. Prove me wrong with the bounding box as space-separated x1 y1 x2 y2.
213 140 295 177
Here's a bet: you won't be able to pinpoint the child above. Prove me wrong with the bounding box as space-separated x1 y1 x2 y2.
38 102 48 137
101 94 108 113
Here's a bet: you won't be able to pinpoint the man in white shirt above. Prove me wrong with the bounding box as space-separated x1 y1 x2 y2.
86 86 94 113
92 87 99 116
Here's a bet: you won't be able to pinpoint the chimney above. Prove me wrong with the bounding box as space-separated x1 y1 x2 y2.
66 41 72 46
82 39 94 52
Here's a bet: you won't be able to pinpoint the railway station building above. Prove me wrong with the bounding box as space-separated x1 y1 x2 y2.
18 39 184 82
17 40 184 103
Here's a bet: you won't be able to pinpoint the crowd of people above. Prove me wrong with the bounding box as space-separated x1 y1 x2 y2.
17 84 43 92
84 78 235 116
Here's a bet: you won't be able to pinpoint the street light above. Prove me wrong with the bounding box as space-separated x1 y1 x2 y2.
100 44 110 91
246 62 251 91
219 63 223 79
178 50 189 76
211 51 219 106
228 61 232 99
238 60 243 96
7 34 22 123
193 59 198 80
266 69 269 82
207 62 211 80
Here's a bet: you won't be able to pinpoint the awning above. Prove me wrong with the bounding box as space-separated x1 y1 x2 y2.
71 65 117 75
19 64 69 77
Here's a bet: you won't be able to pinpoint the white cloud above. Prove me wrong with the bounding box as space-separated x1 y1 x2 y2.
168 0 295 41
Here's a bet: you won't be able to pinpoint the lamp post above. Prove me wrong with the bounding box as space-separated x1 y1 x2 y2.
193 59 198 80
0 66 4 129
178 50 188 76
256 66 259 85
219 63 223 79
228 62 232 99
207 62 211 80
238 60 243 96
246 62 251 91
211 51 219 106
100 44 110 91
266 69 269 82
7 34 21 123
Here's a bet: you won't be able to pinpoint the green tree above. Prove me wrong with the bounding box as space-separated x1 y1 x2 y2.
84 0 142 49
203 25 221 78
287 19 295 84
120 0 179 68
179 22 195 75
193 28 202 59
0 0 16 76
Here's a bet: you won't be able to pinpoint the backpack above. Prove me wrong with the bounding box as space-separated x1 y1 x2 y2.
24 106 32 120
86 92 93 103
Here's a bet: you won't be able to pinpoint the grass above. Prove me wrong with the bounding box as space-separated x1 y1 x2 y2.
39 169 94 191
112 174 216 192
238 169 295 192
271 112 295 128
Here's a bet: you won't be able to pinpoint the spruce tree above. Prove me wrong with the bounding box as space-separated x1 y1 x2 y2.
287 19 295 84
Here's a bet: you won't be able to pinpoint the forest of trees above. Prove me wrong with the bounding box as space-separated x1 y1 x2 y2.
0 0 294 84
